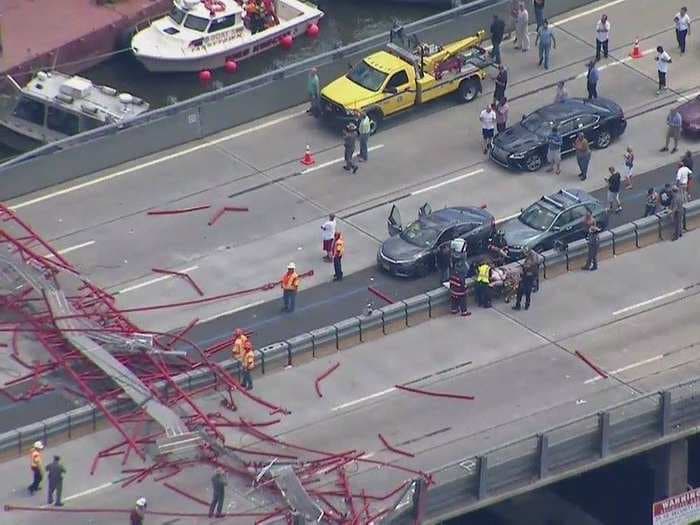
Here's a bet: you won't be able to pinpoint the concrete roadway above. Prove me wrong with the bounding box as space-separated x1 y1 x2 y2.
2 225 699 524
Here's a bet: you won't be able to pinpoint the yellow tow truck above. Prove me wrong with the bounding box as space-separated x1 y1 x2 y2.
320 28 493 134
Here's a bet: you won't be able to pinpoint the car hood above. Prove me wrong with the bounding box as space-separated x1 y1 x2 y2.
493 124 543 152
677 99 700 123
380 236 427 262
321 76 377 110
501 218 541 248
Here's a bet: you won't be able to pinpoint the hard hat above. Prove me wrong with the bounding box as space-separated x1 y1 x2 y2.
136 497 147 507
287 262 296 270
33 441 44 450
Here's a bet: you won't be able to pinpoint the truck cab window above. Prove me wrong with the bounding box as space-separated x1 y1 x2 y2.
386 70 409 90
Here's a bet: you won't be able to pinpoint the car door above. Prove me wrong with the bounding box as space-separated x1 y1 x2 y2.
558 118 578 153
387 204 402 236
577 114 601 143
551 205 589 246
381 69 414 113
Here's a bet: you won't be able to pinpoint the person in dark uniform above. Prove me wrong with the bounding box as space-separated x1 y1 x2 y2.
449 272 470 317
582 211 600 271
209 468 227 518
130 498 147 525
437 243 451 283
46 455 66 506
671 185 684 241
513 249 538 310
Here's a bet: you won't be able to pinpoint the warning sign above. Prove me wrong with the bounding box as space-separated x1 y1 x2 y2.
653 488 700 525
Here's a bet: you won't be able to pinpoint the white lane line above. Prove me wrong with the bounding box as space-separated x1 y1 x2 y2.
331 387 396 412
612 288 685 316
411 169 484 196
9 111 306 211
584 355 664 384
63 481 115 502
552 0 626 27
677 90 700 103
301 145 385 174
200 299 267 323
44 240 96 258
117 265 199 295
574 48 655 80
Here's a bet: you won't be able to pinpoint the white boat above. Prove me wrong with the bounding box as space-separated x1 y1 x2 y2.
0 71 150 151
131 0 324 73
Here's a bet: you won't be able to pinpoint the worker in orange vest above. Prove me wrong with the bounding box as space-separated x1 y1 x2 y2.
331 231 345 281
241 340 255 390
231 328 248 362
281 262 300 313
27 440 44 494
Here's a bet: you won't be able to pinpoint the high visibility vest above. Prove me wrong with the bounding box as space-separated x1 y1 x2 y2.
476 264 491 284
281 272 300 291
243 350 255 371
30 449 42 469
232 334 248 360
333 237 345 257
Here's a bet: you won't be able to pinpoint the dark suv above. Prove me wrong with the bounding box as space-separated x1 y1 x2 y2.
500 189 608 259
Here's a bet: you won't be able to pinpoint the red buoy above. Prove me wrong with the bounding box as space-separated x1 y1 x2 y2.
306 23 320 39
280 34 294 50
198 69 213 85
224 60 238 74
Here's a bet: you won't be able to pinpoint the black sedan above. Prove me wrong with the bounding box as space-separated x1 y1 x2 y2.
377 203 495 277
490 97 627 172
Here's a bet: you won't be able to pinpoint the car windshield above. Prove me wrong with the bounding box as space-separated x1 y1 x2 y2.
519 202 557 231
400 220 440 247
169 6 186 24
347 61 388 92
521 112 554 135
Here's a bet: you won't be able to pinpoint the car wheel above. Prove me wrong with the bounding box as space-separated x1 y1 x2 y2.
367 110 383 135
595 130 612 149
525 153 543 172
456 78 480 104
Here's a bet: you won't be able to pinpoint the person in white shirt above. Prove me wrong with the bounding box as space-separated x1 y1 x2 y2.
321 213 336 261
676 162 692 203
480 103 497 153
595 14 610 61
675 7 691 54
655 46 672 94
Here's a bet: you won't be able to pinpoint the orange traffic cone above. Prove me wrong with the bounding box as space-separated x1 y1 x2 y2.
300 145 315 166
630 38 644 59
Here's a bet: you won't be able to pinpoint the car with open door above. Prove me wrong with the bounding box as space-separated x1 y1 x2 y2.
377 203 495 277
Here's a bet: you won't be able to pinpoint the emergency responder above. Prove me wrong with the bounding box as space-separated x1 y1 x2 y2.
437 243 451 283
582 212 600 271
241 341 255 390
281 262 300 312
332 230 345 281
475 260 492 307
231 328 248 362
449 271 470 317
130 498 147 525
209 467 227 518
513 249 538 310
27 440 44 494
46 455 66 506
487 230 509 265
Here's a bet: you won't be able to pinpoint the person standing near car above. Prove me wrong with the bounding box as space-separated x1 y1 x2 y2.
661 108 682 153
554 80 569 103
437 243 451 284
655 46 672 95
496 97 510 135
606 166 623 213
513 249 538 311
595 14 610 61
480 103 497 153
575 133 591 181
644 187 659 217
676 161 692 203
490 14 506 64
586 60 599 99
623 146 634 189
546 124 562 175
671 185 684 241
343 123 359 173
582 211 600 271
358 111 371 162
493 64 508 103
475 260 492 308
449 271 470 317
675 7 691 55
682 150 694 198
536 19 556 69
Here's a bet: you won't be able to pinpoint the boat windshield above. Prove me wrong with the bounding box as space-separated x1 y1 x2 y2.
519 202 557 231
169 6 186 25
183 14 210 32
347 61 388 92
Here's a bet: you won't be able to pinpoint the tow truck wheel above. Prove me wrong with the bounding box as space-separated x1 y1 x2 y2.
367 110 383 135
457 78 480 104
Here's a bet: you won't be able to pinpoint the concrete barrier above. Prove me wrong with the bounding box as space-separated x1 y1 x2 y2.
310 325 338 358
427 287 450 318
359 309 385 342
635 216 662 247
685 200 700 230
336 317 361 350
381 301 408 334
287 333 314 365
406 294 431 326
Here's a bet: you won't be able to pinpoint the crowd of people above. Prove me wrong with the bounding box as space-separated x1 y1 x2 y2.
242 0 278 34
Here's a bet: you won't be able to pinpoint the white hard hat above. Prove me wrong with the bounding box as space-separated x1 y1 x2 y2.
136 497 147 507
287 262 296 270
33 441 44 450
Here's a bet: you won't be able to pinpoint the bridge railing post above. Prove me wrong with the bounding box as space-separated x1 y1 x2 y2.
599 412 610 458
660 390 672 436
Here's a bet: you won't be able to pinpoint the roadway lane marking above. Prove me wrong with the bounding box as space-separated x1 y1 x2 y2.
612 288 685 316
574 47 655 80
116 265 199 295
677 90 700 102
584 354 664 384
331 387 396 412
551 0 626 27
38 481 115 507
9 110 307 211
44 240 96 258
411 169 484 196
200 299 267 323
301 145 385 174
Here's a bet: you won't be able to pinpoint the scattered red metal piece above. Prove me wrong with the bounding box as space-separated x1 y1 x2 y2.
208 206 250 226
378 433 415 458
151 268 204 297
315 362 340 398
368 286 395 304
147 205 211 216
395 383 475 401
575 350 608 379
163 482 210 506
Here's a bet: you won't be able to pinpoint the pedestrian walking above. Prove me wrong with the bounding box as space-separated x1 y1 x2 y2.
644 187 659 217
490 14 506 64
280 262 300 313
595 14 610 61
676 161 692 203
574 133 591 180
475 260 492 307
449 271 470 317
321 213 336 261
661 108 682 153
28 441 44 494
496 97 510 134
130 498 147 525
343 123 359 173
493 64 508 103
480 103 497 153
670 185 684 240
606 166 622 213
46 455 65 506
675 7 691 54
513 249 538 310
358 111 371 161
209 468 227 518
655 46 672 95
437 243 451 283
331 230 344 281
620 146 634 189
586 60 599 99
582 212 600 271
546 124 562 175
536 19 556 69
241 340 255 390
554 80 569 103
534 0 545 31
515 3 530 52
659 183 673 209
307 68 321 117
